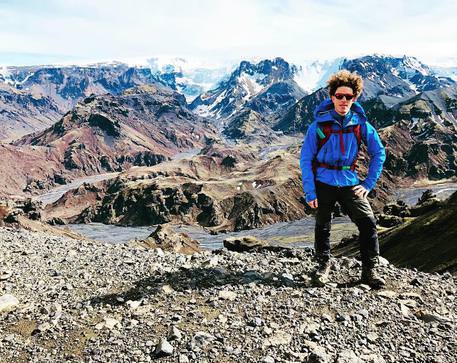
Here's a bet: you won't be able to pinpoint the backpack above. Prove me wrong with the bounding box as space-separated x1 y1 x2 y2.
312 122 362 174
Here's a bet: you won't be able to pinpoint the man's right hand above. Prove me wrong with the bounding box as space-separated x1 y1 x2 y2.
307 199 318 209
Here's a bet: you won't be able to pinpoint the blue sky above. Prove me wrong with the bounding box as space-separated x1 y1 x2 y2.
1 0 456 66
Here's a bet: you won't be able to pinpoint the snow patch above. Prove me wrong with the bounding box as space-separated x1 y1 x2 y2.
0 66 11 78
193 105 212 118
238 72 264 101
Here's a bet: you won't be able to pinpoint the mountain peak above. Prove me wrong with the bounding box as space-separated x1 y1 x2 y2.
190 57 305 120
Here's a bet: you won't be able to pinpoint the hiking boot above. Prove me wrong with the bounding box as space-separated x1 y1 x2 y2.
361 259 386 288
313 258 331 287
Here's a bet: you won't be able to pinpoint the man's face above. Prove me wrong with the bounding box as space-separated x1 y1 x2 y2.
331 86 356 116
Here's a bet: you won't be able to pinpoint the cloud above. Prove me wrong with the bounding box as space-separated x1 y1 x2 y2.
0 0 456 66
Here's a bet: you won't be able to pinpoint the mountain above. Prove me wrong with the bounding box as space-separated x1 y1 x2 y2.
2 62 162 103
335 190 457 274
222 109 279 143
272 88 329 134
275 55 457 133
1 84 218 196
342 55 455 104
0 63 167 140
15 84 218 170
0 59 236 140
0 83 62 141
190 57 307 121
379 85 457 179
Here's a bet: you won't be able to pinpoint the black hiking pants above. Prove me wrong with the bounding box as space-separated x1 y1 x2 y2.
314 181 379 265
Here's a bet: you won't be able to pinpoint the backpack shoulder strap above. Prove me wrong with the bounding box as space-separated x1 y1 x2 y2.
353 124 362 147
316 122 333 151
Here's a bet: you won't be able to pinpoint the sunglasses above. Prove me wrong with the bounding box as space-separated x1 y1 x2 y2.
334 93 355 101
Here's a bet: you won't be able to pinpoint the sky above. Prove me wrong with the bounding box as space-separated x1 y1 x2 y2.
1 0 457 67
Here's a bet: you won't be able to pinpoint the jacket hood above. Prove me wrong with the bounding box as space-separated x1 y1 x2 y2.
313 99 367 124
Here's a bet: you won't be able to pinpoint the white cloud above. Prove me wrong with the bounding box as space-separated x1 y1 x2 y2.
0 0 456 66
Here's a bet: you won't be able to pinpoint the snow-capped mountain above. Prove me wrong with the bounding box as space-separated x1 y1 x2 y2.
342 55 455 104
2 54 456 142
274 55 457 134
190 57 307 120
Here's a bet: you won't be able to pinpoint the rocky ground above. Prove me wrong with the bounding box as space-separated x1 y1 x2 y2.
0 228 456 362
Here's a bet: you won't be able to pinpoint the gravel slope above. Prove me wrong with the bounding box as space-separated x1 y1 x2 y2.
0 227 456 362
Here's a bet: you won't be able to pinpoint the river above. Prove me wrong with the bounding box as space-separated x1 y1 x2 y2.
65 216 356 250
62 181 457 250
32 148 203 206
32 172 120 206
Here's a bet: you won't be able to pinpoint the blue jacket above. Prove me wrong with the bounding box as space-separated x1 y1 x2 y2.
300 99 386 202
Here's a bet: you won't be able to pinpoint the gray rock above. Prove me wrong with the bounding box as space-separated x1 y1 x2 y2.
248 317 263 327
0 271 12 281
336 350 364 363
263 356 275 363
218 290 237 301
262 330 292 347
366 332 378 343
33 322 52 335
0 294 19 313
154 338 173 357
168 326 183 341
190 331 215 351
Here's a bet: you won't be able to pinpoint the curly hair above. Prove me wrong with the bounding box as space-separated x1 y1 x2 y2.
327 70 363 98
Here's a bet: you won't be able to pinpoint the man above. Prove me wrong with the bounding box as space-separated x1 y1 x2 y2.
300 70 386 288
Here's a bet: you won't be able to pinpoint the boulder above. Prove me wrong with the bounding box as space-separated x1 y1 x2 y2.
383 201 410 217
223 236 267 252
377 214 403 228
139 224 201 254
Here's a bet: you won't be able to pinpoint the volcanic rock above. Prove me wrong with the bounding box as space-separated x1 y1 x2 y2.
138 224 201 254
223 236 267 252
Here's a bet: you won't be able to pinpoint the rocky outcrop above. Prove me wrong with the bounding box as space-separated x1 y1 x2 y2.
334 191 457 274
137 224 201 254
66 150 308 232
0 199 42 225
377 190 457 273
0 199 84 239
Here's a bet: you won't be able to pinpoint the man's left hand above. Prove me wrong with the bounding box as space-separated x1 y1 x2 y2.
352 185 369 199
